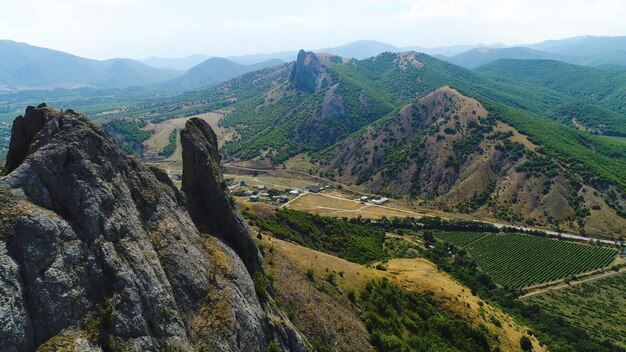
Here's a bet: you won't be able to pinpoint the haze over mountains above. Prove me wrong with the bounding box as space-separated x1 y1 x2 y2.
3 35 626 93
0 40 182 91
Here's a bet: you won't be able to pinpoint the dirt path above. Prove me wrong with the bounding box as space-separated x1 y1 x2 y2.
520 267 626 299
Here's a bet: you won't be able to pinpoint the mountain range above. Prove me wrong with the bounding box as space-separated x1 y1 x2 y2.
3 36 626 92
3 33 626 352
0 40 182 90
146 49 625 237
445 36 626 68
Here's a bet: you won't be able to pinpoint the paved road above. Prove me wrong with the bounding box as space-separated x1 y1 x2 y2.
492 223 622 246
225 165 624 247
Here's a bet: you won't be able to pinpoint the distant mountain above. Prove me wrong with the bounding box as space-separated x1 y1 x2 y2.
139 54 211 70
445 47 569 68
529 36 626 66
402 43 507 57
316 40 399 59
442 36 626 69
159 57 284 91
227 51 299 65
0 40 182 90
226 41 506 65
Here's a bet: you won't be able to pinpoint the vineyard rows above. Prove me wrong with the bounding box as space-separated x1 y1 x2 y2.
435 232 617 288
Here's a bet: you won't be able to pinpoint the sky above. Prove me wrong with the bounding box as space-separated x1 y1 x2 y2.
1 0 625 60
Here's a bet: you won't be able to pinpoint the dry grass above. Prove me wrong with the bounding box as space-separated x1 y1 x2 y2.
385 258 545 352
283 154 316 173
494 121 539 151
287 193 420 219
259 233 544 352
143 111 234 162
257 235 380 351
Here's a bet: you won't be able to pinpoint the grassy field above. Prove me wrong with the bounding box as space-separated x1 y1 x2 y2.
435 232 617 288
527 273 626 348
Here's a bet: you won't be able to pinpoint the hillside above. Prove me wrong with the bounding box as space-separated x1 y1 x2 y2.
91 49 626 236
140 54 211 70
0 104 561 352
446 36 626 68
529 35 626 66
160 57 284 91
193 50 626 236
444 47 570 68
0 40 182 90
476 59 626 125
321 87 626 236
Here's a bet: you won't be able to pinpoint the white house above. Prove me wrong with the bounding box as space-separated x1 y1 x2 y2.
371 197 389 205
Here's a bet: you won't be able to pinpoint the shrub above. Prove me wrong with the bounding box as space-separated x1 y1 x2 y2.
520 335 533 351
306 269 315 281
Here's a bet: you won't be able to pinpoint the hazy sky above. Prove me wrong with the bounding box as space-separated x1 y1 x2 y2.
1 0 625 60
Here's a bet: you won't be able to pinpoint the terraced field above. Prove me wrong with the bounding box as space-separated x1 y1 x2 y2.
435 232 617 288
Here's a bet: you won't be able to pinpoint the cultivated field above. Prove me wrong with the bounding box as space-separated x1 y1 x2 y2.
433 231 488 247
436 232 618 288
527 272 626 348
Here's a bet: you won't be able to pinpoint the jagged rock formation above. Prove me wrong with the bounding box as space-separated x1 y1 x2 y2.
0 106 308 351
4 103 53 173
289 50 334 92
181 118 261 273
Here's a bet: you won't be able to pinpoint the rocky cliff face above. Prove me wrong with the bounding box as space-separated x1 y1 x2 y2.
289 50 334 93
181 118 261 273
0 106 308 351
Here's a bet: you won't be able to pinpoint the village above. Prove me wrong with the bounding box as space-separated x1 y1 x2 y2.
228 179 390 207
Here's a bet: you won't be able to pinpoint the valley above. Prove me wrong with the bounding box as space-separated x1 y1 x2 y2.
2 32 626 352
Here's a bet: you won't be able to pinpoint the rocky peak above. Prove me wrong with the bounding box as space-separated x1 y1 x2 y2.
289 49 333 92
181 117 262 272
4 103 54 173
0 106 307 351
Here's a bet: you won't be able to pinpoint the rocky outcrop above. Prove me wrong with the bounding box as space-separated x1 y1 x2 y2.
0 106 308 351
289 50 333 93
181 117 262 273
4 103 53 173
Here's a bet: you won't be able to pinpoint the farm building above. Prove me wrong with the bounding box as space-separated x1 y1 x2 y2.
371 197 389 205
243 190 254 197
289 189 301 195
276 196 289 203
307 185 321 193
249 195 259 202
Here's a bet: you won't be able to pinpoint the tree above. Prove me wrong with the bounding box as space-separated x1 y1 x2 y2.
520 335 533 351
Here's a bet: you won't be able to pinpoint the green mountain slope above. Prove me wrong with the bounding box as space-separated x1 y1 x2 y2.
127 50 626 235
159 57 284 91
477 59 626 131
444 47 571 68
529 35 626 66
0 40 181 89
